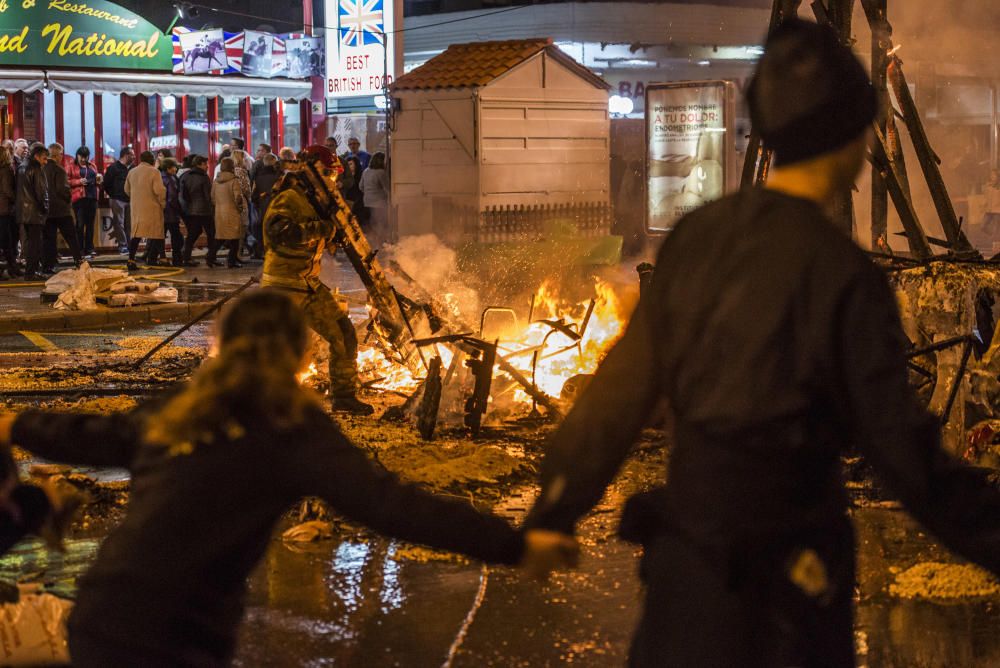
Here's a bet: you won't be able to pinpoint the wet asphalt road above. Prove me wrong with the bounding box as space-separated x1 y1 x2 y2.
1 326 1000 666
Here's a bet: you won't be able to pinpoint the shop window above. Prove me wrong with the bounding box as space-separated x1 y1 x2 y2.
250 98 271 150
101 94 123 166
186 96 209 158
83 92 96 154
149 95 178 154
283 100 301 152
219 97 244 153
43 91 56 145
63 92 83 155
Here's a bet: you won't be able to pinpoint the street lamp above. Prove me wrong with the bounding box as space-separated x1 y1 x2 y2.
166 2 200 34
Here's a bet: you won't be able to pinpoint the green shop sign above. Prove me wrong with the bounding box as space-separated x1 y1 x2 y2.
0 0 172 71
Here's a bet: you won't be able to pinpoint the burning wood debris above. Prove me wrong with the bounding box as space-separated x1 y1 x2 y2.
292 234 635 439
326 274 629 437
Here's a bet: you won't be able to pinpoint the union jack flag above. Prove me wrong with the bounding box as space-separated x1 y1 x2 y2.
339 0 385 48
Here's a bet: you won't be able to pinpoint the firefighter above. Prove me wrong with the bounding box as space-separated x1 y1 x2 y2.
261 145 373 415
524 19 1000 667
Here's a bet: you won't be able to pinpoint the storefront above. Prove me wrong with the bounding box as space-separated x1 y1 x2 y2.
0 0 315 173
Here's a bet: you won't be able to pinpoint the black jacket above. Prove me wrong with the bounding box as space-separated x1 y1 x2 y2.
0 164 14 217
0 446 50 555
162 171 182 224
527 188 1000 575
251 164 280 210
179 167 213 217
0 485 51 555
43 160 73 219
103 161 130 202
11 399 522 666
16 159 48 226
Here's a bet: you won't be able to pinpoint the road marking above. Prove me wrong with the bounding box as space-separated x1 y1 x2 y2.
18 331 58 352
30 332 120 337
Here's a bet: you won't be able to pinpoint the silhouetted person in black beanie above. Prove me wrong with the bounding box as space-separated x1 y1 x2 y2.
524 18 1000 667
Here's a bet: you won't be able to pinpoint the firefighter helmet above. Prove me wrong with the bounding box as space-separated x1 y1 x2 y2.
299 145 340 172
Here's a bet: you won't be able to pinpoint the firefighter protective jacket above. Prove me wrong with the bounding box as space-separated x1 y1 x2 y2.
261 174 336 293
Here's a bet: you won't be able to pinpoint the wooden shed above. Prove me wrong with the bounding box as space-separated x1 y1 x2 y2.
390 38 616 252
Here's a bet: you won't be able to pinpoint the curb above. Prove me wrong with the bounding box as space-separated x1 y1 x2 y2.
0 301 216 335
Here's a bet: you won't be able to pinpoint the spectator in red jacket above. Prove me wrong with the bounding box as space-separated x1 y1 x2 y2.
67 147 101 258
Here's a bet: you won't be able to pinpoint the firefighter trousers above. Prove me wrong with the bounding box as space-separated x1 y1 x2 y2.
289 287 359 398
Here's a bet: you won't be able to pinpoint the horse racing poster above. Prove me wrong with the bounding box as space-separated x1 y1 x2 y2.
241 31 275 77
179 29 227 74
287 37 326 78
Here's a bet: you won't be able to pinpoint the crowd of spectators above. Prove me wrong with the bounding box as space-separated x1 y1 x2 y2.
0 134 389 278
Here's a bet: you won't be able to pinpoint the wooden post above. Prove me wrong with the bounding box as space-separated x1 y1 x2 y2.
740 0 801 190
239 97 251 148
814 0 857 238
176 96 188 160
865 0 890 249
93 93 104 172
887 57 977 255
269 99 283 150
207 96 219 174
824 0 854 40
10 92 23 140
34 91 44 143
299 99 312 147
54 91 64 148
155 95 162 138
886 112 910 198
135 94 149 154
871 124 933 259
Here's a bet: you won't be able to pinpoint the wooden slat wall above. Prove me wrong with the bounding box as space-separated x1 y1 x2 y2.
479 100 608 201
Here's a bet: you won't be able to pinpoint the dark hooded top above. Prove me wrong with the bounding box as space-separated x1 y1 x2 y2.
526 187 1000 579
12 398 523 666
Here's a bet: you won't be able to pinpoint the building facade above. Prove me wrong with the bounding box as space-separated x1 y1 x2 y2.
0 0 315 174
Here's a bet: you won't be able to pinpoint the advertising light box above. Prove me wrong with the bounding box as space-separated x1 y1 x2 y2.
645 80 736 233
325 0 396 99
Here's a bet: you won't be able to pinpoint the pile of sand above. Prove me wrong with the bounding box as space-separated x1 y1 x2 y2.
889 561 1000 599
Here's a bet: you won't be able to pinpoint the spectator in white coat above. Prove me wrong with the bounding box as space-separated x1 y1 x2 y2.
124 151 166 271
360 151 391 248
210 157 245 269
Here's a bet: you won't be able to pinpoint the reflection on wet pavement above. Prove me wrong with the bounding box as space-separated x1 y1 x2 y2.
0 538 100 600
237 536 487 666
1 474 999 665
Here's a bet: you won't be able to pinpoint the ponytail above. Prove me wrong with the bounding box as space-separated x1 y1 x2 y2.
145 290 320 450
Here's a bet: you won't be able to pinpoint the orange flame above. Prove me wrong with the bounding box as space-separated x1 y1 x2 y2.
350 279 628 411
503 279 625 402
297 362 319 384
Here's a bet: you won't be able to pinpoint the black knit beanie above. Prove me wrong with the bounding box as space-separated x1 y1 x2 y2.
747 18 877 166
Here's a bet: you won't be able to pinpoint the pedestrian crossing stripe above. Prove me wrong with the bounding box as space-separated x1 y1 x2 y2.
18 331 58 352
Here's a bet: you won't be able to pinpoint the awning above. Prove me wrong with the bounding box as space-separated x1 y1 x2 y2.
0 70 47 95
1 69 312 100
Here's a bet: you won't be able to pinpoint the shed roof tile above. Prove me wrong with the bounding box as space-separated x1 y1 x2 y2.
392 38 608 91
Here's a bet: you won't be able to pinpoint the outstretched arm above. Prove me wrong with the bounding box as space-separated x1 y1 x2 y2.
2 411 140 468
524 286 663 534
291 414 524 565
837 266 1000 574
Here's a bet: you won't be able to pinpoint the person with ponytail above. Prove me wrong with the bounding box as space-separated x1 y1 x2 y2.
0 289 577 667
